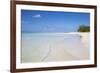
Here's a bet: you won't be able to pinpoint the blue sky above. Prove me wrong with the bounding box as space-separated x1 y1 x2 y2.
21 10 90 33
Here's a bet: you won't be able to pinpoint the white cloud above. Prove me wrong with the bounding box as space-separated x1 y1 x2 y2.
32 14 41 18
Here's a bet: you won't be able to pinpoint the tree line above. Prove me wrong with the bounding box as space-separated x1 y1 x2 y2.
78 24 90 32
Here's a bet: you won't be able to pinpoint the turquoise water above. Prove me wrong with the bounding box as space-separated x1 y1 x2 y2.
22 33 81 39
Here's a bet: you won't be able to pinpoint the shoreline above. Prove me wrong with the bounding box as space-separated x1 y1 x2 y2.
22 32 90 49
68 32 90 49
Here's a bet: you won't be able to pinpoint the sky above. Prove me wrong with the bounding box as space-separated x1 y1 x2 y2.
21 10 90 33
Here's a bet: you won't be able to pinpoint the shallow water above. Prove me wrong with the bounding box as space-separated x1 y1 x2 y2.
21 33 90 63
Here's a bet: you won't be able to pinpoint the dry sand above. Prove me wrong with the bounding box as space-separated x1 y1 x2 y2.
21 32 90 63
43 33 90 62
68 32 90 48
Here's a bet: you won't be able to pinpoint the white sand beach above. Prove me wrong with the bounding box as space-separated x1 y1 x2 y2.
68 32 90 49
21 32 90 63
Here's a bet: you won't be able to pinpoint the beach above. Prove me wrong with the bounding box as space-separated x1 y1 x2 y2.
68 32 90 49
21 32 90 63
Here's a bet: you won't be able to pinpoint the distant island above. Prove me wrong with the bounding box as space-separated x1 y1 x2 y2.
78 25 90 32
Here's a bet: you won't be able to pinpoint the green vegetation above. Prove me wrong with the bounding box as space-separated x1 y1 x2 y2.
78 25 90 32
